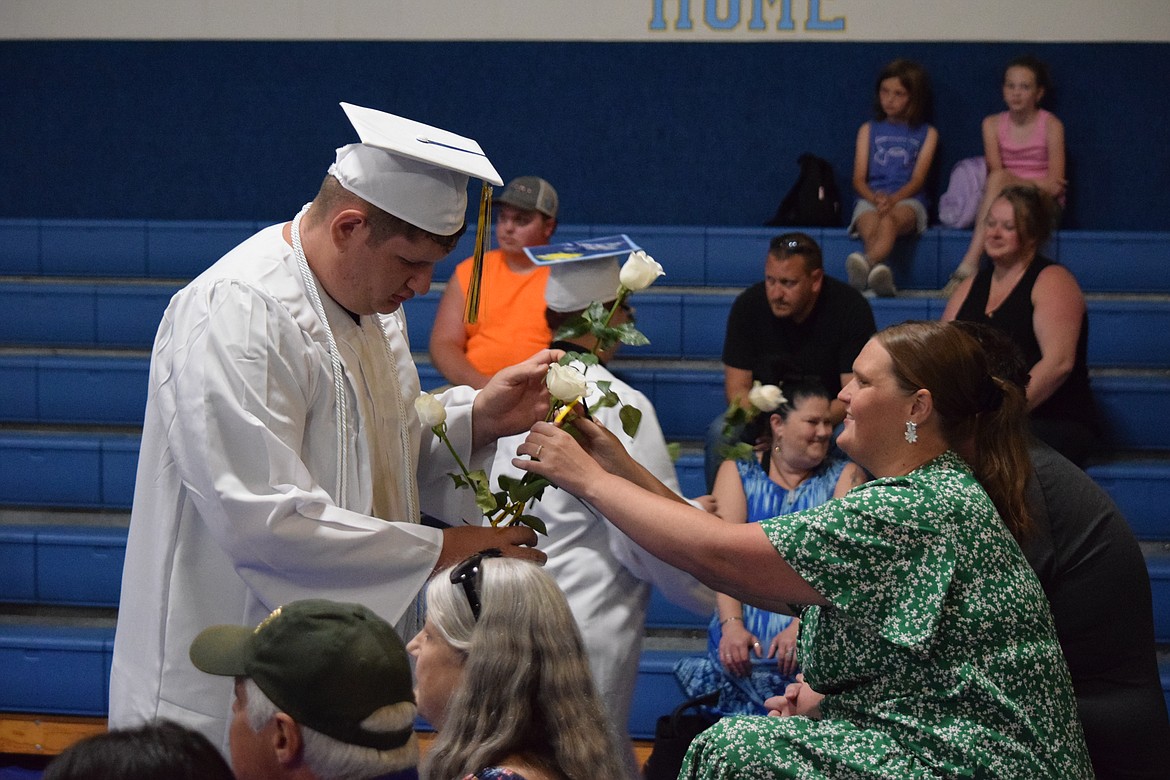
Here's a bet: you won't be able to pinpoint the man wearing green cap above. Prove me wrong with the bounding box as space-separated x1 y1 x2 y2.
190 599 418 780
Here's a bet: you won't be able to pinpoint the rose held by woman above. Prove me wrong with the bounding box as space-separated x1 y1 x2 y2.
748 382 786 413
545 363 588 403
619 250 665 292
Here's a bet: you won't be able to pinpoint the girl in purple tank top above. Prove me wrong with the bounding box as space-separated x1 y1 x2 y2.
948 56 1067 291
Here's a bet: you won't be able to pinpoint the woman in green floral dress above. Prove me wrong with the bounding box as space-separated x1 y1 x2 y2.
517 321 1091 778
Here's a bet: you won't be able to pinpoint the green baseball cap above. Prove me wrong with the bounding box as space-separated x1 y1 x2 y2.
189 599 415 751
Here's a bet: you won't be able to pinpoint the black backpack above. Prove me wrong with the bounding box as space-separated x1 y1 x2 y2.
765 153 843 227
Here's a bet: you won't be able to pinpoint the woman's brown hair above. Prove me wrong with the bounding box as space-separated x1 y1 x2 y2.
877 321 1033 542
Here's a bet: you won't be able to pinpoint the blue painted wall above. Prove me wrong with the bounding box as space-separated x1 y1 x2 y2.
2 40 1166 229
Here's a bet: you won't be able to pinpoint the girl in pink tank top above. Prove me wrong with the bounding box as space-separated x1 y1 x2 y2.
947 56 1066 291
998 107 1053 181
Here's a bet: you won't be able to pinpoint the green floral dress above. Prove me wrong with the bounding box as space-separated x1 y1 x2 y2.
681 451 1092 779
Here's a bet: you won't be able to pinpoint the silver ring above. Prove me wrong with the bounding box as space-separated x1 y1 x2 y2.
535 444 543 458
753 641 761 648
786 649 795 657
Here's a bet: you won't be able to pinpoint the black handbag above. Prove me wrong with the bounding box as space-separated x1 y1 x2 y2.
641 691 720 780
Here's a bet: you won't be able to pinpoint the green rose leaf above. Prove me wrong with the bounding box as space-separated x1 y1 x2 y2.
511 476 551 503
554 316 591 341
719 442 756 462
612 322 650 347
516 514 549 535
619 404 643 438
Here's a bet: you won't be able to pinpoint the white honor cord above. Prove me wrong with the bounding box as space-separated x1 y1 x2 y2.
291 204 348 501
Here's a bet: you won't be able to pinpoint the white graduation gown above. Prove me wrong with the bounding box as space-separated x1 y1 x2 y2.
492 361 713 739
109 224 484 749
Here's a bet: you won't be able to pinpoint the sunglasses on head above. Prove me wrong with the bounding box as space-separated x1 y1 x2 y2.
778 236 815 252
449 548 502 622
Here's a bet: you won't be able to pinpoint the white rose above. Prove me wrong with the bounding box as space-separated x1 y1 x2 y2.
545 363 588 402
414 392 447 429
748 382 786 413
619 250 665 292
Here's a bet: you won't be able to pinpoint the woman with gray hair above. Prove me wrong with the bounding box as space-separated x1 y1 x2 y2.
408 554 627 780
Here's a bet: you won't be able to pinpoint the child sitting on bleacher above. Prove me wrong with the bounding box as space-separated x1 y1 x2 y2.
946 55 1067 294
845 59 939 298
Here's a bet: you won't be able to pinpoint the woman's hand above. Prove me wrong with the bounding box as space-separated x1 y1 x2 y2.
769 619 800 676
718 620 760 678
512 420 607 498
765 674 824 719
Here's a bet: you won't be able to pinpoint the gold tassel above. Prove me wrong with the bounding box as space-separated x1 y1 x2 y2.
464 182 493 324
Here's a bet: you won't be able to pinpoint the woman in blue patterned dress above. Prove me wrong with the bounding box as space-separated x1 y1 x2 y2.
675 381 866 715
517 321 1091 778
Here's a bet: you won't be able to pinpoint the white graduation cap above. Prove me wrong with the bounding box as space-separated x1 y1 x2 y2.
333 102 501 321
545 255 623 313
330 102 503 237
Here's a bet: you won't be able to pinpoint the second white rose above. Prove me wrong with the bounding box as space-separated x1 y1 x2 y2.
546 363 589 402
748 382 786 412
619 250 665 292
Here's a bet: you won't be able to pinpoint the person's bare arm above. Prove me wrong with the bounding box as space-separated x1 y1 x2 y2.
429 279 491 389
515 420 828 610
834 462 868 498
851 123 877 203
1040 114 1067 198
724 364 754 407
983 114 1004 172
940 275 976 321
1027 265 1084 410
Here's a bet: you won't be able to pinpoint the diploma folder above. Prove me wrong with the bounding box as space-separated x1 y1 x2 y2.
524 234 641 266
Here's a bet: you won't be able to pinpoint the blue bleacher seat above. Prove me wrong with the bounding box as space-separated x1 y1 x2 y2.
628 649 692 740
1161 655 1170 721
0 625 114 716
1056 231 1170 294
0 526 37 602
1148 551 1170 644
35 526 127 608
145 220 258 278
675 452 706 499
646 587 709 631
1086 461 1170 541
40 220 148 278
0 219 39 275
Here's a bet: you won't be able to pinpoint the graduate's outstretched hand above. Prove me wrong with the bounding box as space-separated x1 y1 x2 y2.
435 525 546 573
471 349 564 449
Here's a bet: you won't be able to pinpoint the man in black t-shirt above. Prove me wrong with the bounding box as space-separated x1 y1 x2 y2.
705 232 875 487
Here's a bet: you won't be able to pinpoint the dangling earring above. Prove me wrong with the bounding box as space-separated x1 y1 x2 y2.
904 420 918 444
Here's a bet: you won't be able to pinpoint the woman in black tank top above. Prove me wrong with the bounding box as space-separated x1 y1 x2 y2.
942 185 1101 465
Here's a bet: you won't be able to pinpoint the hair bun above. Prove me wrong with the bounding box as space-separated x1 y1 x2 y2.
979 376 1005 413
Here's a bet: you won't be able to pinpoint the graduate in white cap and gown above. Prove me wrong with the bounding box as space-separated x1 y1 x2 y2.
109 103 554 751
489 253 714 770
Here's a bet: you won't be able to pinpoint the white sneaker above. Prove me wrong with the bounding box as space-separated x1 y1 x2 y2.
868 263 897 297
846 253 869 291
